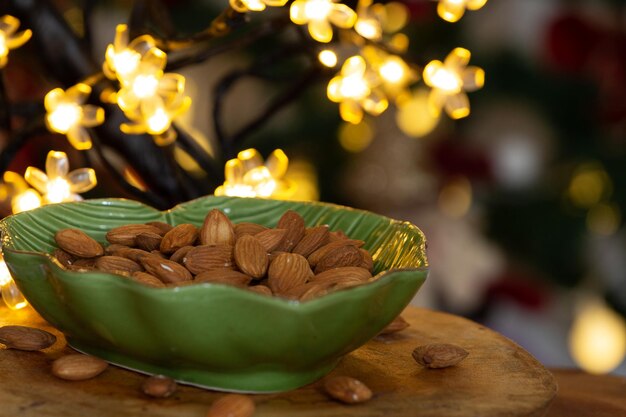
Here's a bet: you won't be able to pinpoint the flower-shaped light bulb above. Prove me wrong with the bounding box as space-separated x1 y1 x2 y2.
215 149 292 199
44 84 105 150
103 24 161 82
354 1 409 41
230 0 288 12
361 46 416 97
0 257 27 310
423 47 484 119
290 0 357 43
24 151 97 204
1 171 42 214
438 0 488 23
0 15 32 68
327 55 388 124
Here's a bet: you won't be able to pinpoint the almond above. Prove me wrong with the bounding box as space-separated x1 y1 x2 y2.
0 325 56 351
307 239 365 267
104 243 130 255
111 247 152 263
234 235 268 279
314 245 363 274
52 354 109 380
136 232 162 252
54 229 103 258
235 222 267 238
248 285 272 296
169 245 194 264
412 344 469 368
194 269 252 287
132 271 166 287
207 394 255 417
141 256 192 283
53 248 74 266
200 209 235 246
142 375 177 398
328 229 349 242
145 221 173 235
95 256 143 275
323 376 372 404
106 224 162 246
255 228 287 252
311 266 372 283
267 252 312 294
71 258 97 269
183 245 234 275
273 210 305 252
292 225 330 258
378 315 409 335
160 224 198 254
359 248 374 272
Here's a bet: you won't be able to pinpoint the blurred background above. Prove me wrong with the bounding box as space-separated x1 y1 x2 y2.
1 0 625 375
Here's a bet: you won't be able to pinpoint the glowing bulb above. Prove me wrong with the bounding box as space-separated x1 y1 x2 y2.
12 189 42 213
0 260 11 286
355 19 380 39
569 299 626 374
0 15 32 68
318 49 338 67
132 74 159 99
339 74 369 99
427 65 461 93
0 259 27 310
379 59 406 84
304 0 332 20
0 34 6 57
113 50 140 77
147 108 171 134
47 103 82 133
45 178 71 203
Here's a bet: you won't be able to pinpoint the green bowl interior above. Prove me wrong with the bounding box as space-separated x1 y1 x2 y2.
0 196 428 392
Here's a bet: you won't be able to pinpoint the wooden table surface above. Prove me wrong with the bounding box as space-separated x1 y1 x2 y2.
0 304 618 417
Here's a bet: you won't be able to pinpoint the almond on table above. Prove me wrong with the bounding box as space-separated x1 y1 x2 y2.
50 209 378 301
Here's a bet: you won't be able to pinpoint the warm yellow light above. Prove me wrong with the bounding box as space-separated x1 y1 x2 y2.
112 50 141 77
146 107 171 134
12 189 42 213
0 259 27 310
45 177 72 204
355 19 381 40
568 163 611 208
304 0 332 20
570 299 626 374
424 61 461 93
438 177 472 218
290 0 357 43
587 203 621 236
283 159 319 201
318 49 338 67
339 74 369 99
379 57 406 84
132 74 159 99
215 148 293 199
0 15 32 68
396 88 440 138
338 119 374 152
47 103 82 133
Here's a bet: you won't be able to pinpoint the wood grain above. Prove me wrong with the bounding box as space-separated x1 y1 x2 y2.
0 305 557 417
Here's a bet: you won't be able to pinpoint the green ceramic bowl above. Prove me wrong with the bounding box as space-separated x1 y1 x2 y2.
0 196 428 393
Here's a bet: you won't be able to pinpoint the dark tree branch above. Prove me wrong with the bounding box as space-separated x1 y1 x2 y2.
0 118 47 174
0 70 11 134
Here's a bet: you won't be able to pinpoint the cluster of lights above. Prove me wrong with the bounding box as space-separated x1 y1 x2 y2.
214 149 293 199
438 0 488 23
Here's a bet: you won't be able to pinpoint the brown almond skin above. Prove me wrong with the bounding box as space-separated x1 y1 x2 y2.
412 344 469 368
194 269 252 288
0 325 57 351
136 232 163 252
53 248 75 267
314 245 363 274
311 267 372 283
207 394 255 417
145 221 173 235
142 375 177 398
132 271 166 288
106 224 162 246
273 210 306 252
110 247 152 263
169 245 194 264
183 245 234 275
160 224 198 254
255 228 287 252
248 285 273 296
307 239 365 267
95 256 143 275
52 354 109 380
292 225 330 258
234 235 268 279
200 209 235 246
378 315 410 335
359 248 374 272
267 252 312 295
104 243 130 256
324 376 372 404
140 256 192 283
234 222 267 238
55 229 103 258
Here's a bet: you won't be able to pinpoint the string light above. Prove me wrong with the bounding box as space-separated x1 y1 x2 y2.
290 0 357 43
354 0 408 41
395 88 441 138
1 171 43 214
423 47 484 119
0 257 27 310
230 0 288 12
44 83 105 150
361 46 416 97
438 0 488 23
215 149 294 199
103 24 161 82
318 49 338 67
327 55 388 124
0 15 32 68
24 150 97 204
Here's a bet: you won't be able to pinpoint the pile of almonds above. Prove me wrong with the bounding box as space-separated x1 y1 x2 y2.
52 209 376 301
